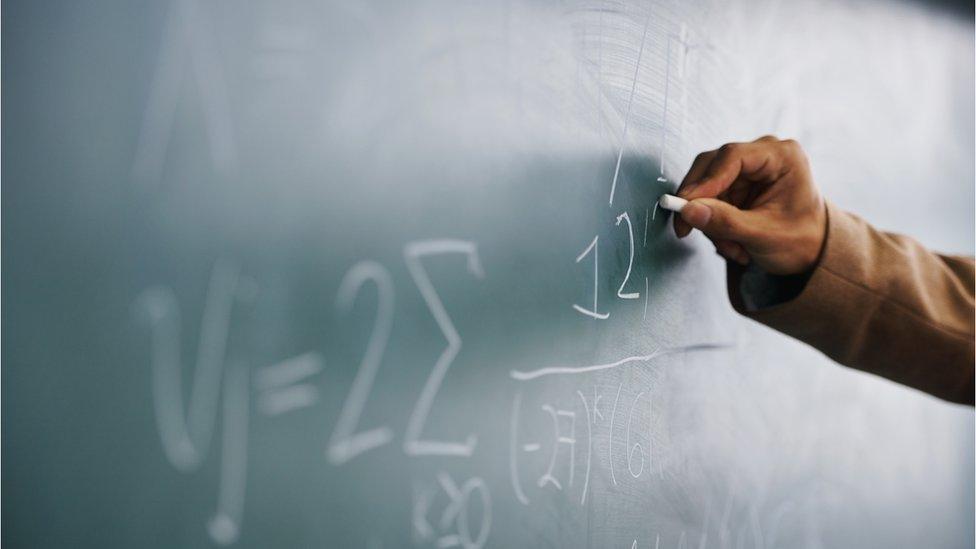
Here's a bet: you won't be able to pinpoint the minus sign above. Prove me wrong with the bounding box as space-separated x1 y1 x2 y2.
522 443 541 452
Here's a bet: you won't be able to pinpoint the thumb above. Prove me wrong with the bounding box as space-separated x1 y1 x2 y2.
679 198 756 243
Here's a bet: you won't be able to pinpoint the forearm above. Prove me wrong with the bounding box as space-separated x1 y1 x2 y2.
729 202 975 404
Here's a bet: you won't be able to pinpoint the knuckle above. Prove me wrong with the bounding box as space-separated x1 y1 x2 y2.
718 142 739 156
781 139 810 167
717 211 754 240
710 208 737 233
757 134 779 143
780 138 803 155
737 221 759 242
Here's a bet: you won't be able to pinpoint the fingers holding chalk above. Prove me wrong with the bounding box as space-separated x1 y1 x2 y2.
661 193 696 238
658 194 688 212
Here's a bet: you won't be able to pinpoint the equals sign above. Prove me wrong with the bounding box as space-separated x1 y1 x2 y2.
253 352 324 416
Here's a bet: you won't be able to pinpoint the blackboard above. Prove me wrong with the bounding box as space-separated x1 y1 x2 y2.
3 0 974 547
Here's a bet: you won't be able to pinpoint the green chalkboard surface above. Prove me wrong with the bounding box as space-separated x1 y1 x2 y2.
4 0 974 547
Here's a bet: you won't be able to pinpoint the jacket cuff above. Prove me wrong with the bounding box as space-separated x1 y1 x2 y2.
727 201 870 351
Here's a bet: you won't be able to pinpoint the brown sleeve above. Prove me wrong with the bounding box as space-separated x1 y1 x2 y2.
728 202 975 405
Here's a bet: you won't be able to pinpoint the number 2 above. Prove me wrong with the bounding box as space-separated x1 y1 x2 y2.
326 261 395 465
615 212 639 300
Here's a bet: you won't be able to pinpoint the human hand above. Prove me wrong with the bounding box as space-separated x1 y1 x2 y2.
673 136 827 276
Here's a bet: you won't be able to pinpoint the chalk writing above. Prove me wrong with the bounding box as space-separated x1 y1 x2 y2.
327 261 395 465
403 240 484 457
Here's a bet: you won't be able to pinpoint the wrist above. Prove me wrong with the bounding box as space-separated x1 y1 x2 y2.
801 198 829 274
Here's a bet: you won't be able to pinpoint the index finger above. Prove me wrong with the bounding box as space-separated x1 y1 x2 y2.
680 141 783 201
675 149 718 197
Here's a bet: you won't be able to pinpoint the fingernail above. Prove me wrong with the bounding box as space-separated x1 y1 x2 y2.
681 201 711 229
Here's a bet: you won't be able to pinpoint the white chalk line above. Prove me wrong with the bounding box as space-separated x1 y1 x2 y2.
253 352 323 391
509 342 735 381
607 10 652 206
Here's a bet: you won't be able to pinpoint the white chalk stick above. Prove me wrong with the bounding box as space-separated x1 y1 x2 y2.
658 194 688 212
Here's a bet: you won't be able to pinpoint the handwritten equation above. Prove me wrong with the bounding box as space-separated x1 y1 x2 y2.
128 2 724 546
135 241 494 546
134 233 738 548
